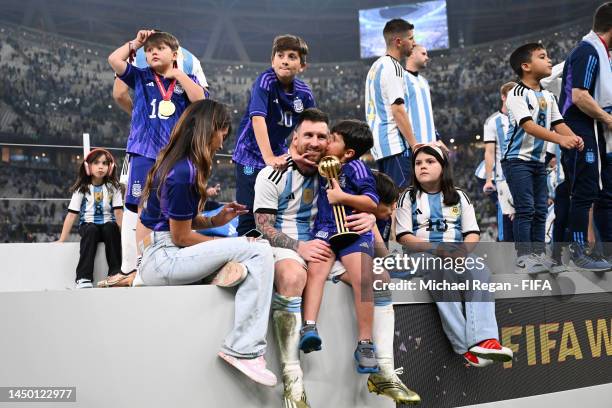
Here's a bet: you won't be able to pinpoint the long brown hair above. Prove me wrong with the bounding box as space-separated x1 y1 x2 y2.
140 99 232 212
70 149 120 194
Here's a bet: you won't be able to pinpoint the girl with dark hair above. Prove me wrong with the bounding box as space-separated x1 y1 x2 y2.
136 99 277 387
395 142 513 368
58 149 123 289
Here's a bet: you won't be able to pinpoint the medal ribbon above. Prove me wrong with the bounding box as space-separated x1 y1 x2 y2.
153 72 177 101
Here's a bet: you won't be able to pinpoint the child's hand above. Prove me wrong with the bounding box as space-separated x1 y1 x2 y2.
264 155 289 171
559 135 584 151
292 151 318 169
326 179 346 205
206 183 221 198
482 180 496 194
164 68 183 80
133 30 154 48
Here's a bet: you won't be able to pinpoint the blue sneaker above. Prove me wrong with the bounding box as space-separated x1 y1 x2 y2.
299 324 322 353
354 340 380 374
569 244 612 272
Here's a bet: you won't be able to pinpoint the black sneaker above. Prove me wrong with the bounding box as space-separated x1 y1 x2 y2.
354 340 380 374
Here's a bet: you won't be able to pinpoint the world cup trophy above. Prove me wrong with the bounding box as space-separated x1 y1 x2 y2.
318 156 360 251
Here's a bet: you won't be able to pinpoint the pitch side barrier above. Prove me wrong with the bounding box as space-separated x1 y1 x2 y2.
0 242 610 407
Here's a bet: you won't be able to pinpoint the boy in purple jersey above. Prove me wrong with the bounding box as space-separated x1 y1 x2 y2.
233 35 315 235
300 120 381 374
108 30 205 213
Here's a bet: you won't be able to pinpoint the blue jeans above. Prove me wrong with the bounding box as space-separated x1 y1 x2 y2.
410 252 500 354
502 159 547 256
139 232 275 358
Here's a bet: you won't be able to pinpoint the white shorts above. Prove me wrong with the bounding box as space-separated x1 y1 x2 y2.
496 179 515 215
272 247 346 282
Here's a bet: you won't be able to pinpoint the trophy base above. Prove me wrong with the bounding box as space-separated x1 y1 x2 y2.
329 232 360 252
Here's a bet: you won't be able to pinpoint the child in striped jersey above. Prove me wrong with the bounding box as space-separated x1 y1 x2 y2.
58 149 124 289
396 143 513 367
502 43 584 274
300 120 381 374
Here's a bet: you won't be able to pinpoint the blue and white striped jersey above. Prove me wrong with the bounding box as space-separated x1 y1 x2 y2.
503 82 564 163
404 71 437 145
483 110 510 180
68 184 123 225
253 158 319 241
365 55 408 160
395 188 480 243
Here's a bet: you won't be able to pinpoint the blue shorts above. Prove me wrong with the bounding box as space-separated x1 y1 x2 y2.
336 234 375 259
125 154 156 212
376 150 412 190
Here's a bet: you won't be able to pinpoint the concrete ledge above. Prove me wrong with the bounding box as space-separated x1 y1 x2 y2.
0 284 393 408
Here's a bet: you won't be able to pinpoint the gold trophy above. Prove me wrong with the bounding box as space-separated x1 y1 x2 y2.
318 155 360 251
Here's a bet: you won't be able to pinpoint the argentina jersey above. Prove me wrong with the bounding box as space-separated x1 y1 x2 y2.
546 142 565 185
253 158 318 241
233 68 315 169
483 111 510 180
395 188 480 243
119 63 199 159
68 184 123 225
404 71 437 145
365 55 408 160
503 82 564 163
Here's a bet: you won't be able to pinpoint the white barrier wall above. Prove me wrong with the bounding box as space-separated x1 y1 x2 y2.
1 243 611 408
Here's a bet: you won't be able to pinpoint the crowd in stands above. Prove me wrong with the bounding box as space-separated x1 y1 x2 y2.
0 18 591 242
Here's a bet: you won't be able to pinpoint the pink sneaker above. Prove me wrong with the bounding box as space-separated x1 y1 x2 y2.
218 351 277 386
211 262 248 287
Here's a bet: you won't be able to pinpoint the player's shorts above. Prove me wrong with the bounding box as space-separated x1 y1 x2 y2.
271 247 347 282
336 234 375 259
496 179 514 215
125 154 156 212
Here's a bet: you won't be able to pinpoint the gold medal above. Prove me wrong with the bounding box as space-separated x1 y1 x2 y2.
158 100 176 117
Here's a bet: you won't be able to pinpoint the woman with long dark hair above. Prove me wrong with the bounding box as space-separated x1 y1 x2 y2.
136 99 277 386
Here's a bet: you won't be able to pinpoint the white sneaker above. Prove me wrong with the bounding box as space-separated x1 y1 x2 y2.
75 278 93 289
515 254 546 274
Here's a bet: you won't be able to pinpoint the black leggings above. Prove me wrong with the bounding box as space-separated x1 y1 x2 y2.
76 222 122 282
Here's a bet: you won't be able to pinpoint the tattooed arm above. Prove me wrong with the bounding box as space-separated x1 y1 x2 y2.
255 211 332 262
255 211 299 250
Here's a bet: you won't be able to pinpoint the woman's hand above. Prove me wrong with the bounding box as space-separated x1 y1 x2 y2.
213 202 248 226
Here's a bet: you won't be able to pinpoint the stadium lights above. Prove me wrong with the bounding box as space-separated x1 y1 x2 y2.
450 138 455 143
476 135 481 140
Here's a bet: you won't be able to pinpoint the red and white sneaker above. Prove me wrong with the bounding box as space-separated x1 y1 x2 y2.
218 351 277 386
469 339 513 362
463 351 493 368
